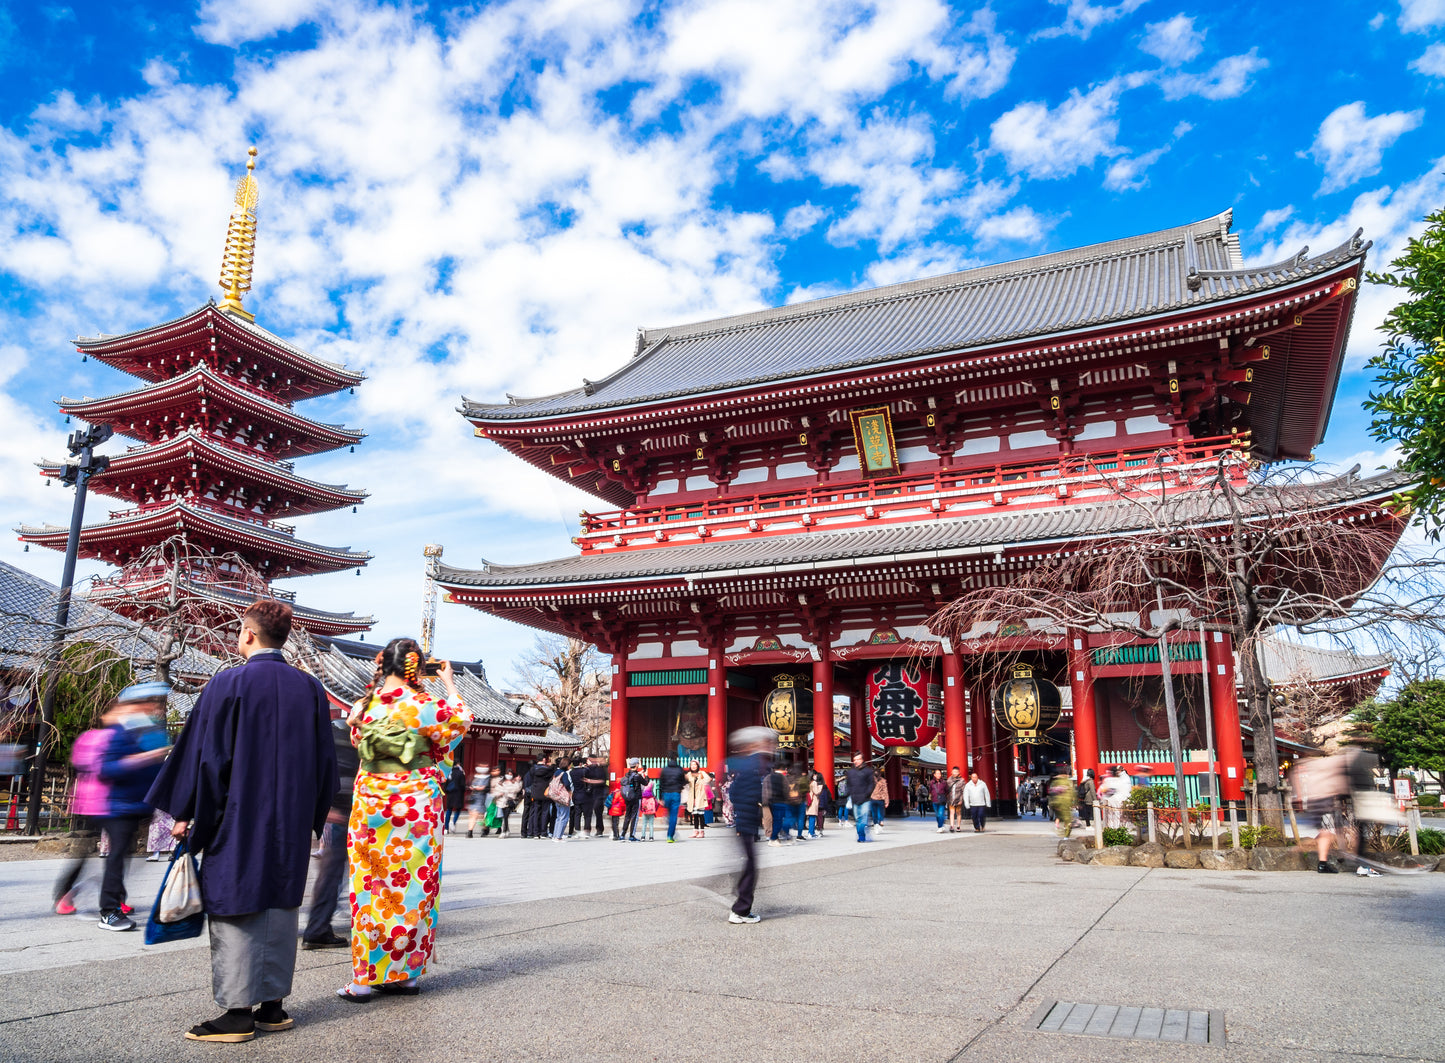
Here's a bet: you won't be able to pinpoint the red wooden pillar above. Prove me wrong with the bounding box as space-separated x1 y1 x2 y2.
706 649 726 774
1207 631 1247 802
850 691 868 758
1067 631 1100 784
969 684 997 792
812 654 834 784
942 646 969 775
608 658 628 782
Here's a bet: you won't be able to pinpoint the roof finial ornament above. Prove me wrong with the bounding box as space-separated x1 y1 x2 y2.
218 145 260 323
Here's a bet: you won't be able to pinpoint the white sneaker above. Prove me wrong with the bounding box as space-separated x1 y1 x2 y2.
728 912 761 924
936 827 946 833
1356 865 1382 877
768 840 781 847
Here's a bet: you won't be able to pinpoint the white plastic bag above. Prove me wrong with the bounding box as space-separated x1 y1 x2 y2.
158 844 204 922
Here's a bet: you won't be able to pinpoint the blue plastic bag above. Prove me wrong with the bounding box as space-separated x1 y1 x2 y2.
144 839 206 945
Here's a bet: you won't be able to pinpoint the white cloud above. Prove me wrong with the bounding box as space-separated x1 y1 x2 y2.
1254 205 1295 232
195 0 328 45
1410 42 1445 76
1104 145 1169 191
1139 14 1203 65
989 82 1124 179
1308 101 1423 194
973 205 1051 245
1159 49 1267 100
1398 0 1445 32
1369 11 1387 28
1035 0 1148 40
1251 154 1445 367
781 202 826 236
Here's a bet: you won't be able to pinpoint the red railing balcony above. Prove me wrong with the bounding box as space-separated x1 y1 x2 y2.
576 433 1250 551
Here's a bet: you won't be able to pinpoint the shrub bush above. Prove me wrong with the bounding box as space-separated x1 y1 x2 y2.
1238 825 1285 849
1101 826 1134 847
1415 827 1445 855
1419 793 1440 808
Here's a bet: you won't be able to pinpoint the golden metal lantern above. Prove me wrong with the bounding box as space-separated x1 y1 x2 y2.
991 663 1062 745
762 673 813 749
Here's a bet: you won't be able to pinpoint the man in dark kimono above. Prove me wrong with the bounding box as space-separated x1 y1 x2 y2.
147 600 337 1044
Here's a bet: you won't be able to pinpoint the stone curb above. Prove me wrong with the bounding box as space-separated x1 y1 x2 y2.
1055 839 1441 872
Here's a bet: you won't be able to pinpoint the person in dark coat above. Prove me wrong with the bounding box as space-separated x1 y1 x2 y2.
443 765 466 833
147 600 337 1044
523 755 553 838
658 757 687 841
727 727 775 924
846 752 878 843
301 716 359 949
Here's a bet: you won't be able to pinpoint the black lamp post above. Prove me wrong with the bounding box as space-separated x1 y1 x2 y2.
25 423 112 834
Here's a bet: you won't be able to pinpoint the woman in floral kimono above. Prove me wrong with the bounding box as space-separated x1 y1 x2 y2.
337 637 473 1001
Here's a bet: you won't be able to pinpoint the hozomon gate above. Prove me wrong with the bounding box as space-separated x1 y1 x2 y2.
441 210 1401 805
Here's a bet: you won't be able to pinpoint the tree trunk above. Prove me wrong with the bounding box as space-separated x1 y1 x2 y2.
1239 635 1284 833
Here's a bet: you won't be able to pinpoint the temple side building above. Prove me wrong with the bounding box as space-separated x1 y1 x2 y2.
441 210 1404 807
17 149 373 637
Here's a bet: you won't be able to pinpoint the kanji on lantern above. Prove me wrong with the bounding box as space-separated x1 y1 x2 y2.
867 659 942 755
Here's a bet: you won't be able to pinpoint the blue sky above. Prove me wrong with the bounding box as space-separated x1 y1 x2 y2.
0 0 1442 678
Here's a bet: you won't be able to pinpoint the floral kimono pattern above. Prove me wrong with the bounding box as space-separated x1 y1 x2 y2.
348 688 472 985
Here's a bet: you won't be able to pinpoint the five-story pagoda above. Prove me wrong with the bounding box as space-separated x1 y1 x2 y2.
17 149 373 636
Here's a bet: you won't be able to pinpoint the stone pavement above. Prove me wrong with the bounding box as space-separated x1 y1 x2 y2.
0 816 1440 1062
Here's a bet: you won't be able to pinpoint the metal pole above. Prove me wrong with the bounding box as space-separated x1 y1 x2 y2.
24 426 108 835
1154 587 1190 849
1199 622 1220 849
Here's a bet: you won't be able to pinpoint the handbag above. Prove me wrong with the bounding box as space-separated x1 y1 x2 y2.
145 839 206 945
546 774 572 806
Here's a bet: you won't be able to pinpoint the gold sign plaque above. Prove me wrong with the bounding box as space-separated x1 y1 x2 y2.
848 406 900 478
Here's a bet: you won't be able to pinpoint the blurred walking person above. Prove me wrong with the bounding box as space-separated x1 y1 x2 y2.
53 703 122 915
846 753 876 843
443 764 466 834
96 682 171 931
337 638 474 1001
302 712 359 949
946 766 967 833
148 601 337 1043
658 756 686 841
728 727 773 923
465 764 492 837
548 756 574 841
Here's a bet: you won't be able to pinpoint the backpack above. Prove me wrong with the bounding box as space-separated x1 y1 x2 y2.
621 772 641 802
546 773 572 806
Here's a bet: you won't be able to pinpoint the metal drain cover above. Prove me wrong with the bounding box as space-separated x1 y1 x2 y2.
1032 1000 1224 1045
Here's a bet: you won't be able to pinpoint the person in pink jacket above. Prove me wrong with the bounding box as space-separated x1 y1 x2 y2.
52 706 120 914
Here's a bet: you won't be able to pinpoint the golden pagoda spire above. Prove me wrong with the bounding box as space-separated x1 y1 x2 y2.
217 146 259 322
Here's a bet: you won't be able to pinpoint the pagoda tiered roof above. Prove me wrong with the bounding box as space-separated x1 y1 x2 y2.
59 363 365 457
76 302 364 402
38 431 368 517
17 499 370 578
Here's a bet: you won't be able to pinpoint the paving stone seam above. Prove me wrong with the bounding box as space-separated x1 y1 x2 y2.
945 866 1154 1062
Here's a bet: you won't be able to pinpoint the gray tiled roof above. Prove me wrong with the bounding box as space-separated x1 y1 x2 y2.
1260 638 1392 685
438 468 1412 590
0 559 223 681
497 727 583 749
306 638 546 730
465 211 1366 422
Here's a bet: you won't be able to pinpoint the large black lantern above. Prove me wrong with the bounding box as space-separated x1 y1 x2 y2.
991 663 1062 744
761 673 813 749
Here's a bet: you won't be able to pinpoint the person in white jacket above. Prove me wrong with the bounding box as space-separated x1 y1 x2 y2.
961 772 991 833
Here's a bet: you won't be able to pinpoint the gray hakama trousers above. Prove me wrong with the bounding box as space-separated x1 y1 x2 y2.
208 908 300 1008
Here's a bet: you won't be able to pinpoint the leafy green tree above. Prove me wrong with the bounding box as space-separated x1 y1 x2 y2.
1348 680 1445 774
1366 204 1445 535
50 644 132 763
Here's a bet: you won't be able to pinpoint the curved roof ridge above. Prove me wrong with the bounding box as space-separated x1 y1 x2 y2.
639 210 1234 346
